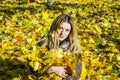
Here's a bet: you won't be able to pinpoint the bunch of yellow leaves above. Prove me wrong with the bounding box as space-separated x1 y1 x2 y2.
27 47 79 80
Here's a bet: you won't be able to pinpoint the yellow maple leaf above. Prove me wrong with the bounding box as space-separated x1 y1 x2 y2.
12 78 21 80
34 61 40 71
2 43 9 50
89 37 95 43
42 10 49 20
93 24 102 34
117 54 120 61
80 62 87 80
108 43 116 47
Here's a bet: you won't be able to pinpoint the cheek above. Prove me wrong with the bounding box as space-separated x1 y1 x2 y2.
63 32 69 38
66 31 70 36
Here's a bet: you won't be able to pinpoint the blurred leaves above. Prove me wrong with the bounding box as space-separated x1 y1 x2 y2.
0 0 120 80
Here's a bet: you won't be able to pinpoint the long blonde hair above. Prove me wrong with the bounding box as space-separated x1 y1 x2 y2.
38 14 82 54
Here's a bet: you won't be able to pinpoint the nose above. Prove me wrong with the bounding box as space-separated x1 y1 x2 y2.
61 29 65 35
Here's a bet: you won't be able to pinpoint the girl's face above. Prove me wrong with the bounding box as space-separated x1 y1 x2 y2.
57 22 71 41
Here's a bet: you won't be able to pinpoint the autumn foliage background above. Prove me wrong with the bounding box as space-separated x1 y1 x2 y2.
0 0 120 80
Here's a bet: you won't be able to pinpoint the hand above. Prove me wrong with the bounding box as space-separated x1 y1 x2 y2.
47 66 68 78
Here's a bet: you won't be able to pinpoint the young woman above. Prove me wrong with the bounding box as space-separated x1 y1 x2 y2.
37 14 82 80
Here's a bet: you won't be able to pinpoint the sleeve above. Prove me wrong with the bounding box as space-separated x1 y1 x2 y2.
63 59 82 80
39 70 49 76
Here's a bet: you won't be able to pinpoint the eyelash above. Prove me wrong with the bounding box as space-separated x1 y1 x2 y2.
66 29 69 32
58 27 70 32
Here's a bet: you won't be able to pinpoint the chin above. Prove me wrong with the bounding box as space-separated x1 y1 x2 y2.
59 38 65 41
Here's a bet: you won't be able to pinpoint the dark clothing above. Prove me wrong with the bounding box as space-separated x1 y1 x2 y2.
63 59 82 80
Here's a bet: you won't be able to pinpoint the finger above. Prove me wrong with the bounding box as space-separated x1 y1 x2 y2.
55 71 65 78
62 72 68 78
63 66 67 69
60 73 67 78
62 67 67 72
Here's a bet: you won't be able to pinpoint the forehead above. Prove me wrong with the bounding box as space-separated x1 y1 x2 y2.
60 22 71 29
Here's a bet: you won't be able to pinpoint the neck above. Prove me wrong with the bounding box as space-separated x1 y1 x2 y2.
59 39 70 51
